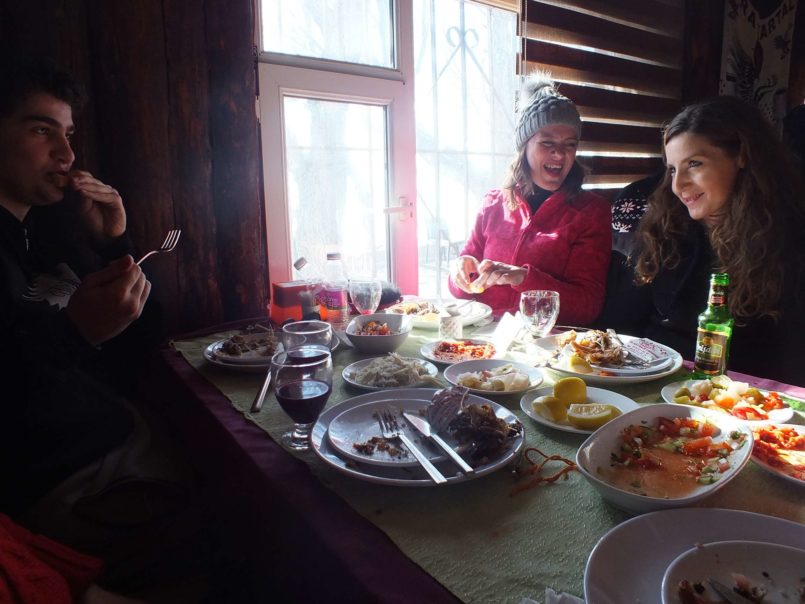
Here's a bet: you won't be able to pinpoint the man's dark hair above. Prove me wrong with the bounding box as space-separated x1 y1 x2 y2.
0 53 87 120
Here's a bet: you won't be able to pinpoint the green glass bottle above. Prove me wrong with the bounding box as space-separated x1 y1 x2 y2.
692 273 734 379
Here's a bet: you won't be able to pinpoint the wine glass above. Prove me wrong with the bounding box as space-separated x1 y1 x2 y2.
348 279 383 314
273 349 333 451
281 320 332 351
519 290 560 341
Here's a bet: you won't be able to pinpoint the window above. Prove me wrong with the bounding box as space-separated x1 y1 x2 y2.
257 0 518 299
518 0 686 195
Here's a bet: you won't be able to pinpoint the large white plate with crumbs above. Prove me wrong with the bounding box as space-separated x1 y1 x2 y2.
311 388 524 486
584 508 805 604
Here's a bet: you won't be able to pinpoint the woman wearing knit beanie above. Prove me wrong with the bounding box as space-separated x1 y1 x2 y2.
448 72 611 324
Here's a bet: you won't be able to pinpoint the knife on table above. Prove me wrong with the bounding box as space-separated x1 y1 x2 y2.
402 412 475 474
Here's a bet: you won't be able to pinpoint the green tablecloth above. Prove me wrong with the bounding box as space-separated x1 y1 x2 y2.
173 327 805 603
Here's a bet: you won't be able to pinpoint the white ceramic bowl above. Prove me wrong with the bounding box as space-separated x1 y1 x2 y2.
576 403 753 515
344 313 412 353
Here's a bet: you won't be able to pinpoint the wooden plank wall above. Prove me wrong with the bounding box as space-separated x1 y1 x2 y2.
0 0 267 333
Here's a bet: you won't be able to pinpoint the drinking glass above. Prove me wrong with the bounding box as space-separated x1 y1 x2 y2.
273 349 333 450
519 290 560 340
348 279 383 314
281 320 332 350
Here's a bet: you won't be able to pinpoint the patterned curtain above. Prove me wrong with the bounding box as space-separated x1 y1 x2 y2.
719 0 799 130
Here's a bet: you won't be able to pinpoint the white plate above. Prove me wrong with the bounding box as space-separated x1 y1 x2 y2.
203 337 339 371
382 297 492 330
531 334 683 384
750 423 805 486
589 354 673 375
342 357 440 392
661 540 805 604
576 403 753 515
327 398 449 467
661 379 795 424
443 359 543 396
204 333 282 365
584 508 805 604
420 338 503 365
519 387 640 434
310 388 524 486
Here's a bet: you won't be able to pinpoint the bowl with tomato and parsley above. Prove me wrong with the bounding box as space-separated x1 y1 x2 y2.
345 313 412 353
576 403 753 515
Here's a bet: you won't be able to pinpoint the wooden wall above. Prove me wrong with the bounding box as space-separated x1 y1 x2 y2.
1 1 801 332
0 0 267 333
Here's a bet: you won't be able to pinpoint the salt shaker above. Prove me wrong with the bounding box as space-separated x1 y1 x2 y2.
439 304 463 340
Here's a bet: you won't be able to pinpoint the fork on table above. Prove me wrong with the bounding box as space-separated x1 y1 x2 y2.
378 409 447 484
136 229 181 266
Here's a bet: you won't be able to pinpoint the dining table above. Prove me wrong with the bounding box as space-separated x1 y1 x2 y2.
143 315 805 603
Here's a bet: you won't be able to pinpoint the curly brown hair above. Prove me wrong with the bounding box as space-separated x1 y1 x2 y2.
634 96 805 320
500 145 585 211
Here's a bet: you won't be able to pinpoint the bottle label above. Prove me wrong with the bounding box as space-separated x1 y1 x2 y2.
708 284 727 306
693 328 729 375
320 287 348 311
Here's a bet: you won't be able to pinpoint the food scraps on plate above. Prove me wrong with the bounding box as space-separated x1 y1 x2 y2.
432 339 496 363
752 424 805 481
456 363 530 392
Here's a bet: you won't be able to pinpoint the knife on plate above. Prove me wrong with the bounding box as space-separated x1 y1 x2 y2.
707 578 756 604
402 412 475 474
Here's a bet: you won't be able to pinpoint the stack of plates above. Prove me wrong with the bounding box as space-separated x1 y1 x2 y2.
310 388 524 486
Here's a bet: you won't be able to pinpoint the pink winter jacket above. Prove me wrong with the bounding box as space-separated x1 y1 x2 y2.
448 188 611 324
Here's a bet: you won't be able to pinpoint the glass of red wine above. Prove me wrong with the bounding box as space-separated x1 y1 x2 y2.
273 348 333 451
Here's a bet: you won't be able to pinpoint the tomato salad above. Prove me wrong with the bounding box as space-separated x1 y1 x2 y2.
672 376 785 421
607 417 748 498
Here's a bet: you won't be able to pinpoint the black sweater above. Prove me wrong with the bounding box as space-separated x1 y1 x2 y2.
596 222 805 387
0 203 160 513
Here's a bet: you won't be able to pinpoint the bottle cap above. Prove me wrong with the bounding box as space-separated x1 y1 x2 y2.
327 252 342 261
293 257 308 271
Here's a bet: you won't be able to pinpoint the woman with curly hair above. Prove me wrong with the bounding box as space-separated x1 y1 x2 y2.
598 96 805 385
448 73 611 324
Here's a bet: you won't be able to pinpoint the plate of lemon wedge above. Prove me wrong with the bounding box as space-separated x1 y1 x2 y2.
520 377 640 434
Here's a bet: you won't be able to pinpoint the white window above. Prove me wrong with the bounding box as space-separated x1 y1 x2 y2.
258 0 517 297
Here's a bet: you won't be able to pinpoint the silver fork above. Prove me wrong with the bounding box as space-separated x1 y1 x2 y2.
136 229 182 265
378 410 447 484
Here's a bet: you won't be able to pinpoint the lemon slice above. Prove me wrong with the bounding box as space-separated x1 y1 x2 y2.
566 403 620 430
568 353 593 374
553 377 587 406
468 280 485 294
532 395 568 422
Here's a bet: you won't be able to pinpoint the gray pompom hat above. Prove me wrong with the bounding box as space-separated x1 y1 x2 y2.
515 72 582 150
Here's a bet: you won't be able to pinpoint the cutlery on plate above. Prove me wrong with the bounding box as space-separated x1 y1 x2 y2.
378 410 447 484
402 412 474 474
707 578 756 604
250 368 272 413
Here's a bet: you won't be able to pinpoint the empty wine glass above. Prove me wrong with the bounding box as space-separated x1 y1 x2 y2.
348 279 383 314
273 349 333 451
519 290 560 341
281 320 332 351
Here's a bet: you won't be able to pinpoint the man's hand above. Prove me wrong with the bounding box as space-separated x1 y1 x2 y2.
66 256 150 346
472 259 526 291
70 170 126 241
450 255 481 293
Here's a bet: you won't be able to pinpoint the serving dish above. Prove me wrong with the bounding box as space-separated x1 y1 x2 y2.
420 338 502 365
576 403 753 514
661 540 805 604
382 297 492 330
342 356 440 392
344 313 412 353
750 423 805 486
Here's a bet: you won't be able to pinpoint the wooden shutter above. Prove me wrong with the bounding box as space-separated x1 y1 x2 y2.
518 0 685 198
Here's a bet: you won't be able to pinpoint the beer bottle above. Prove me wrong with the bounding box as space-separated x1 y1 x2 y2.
692 273 734 379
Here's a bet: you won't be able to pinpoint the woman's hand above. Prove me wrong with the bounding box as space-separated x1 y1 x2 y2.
70 170 127 241
450 255 481 293
472 259 526 291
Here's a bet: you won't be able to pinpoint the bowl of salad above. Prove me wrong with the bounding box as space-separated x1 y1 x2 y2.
344 313 412 353
576 403 753 515
661 375 793 423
